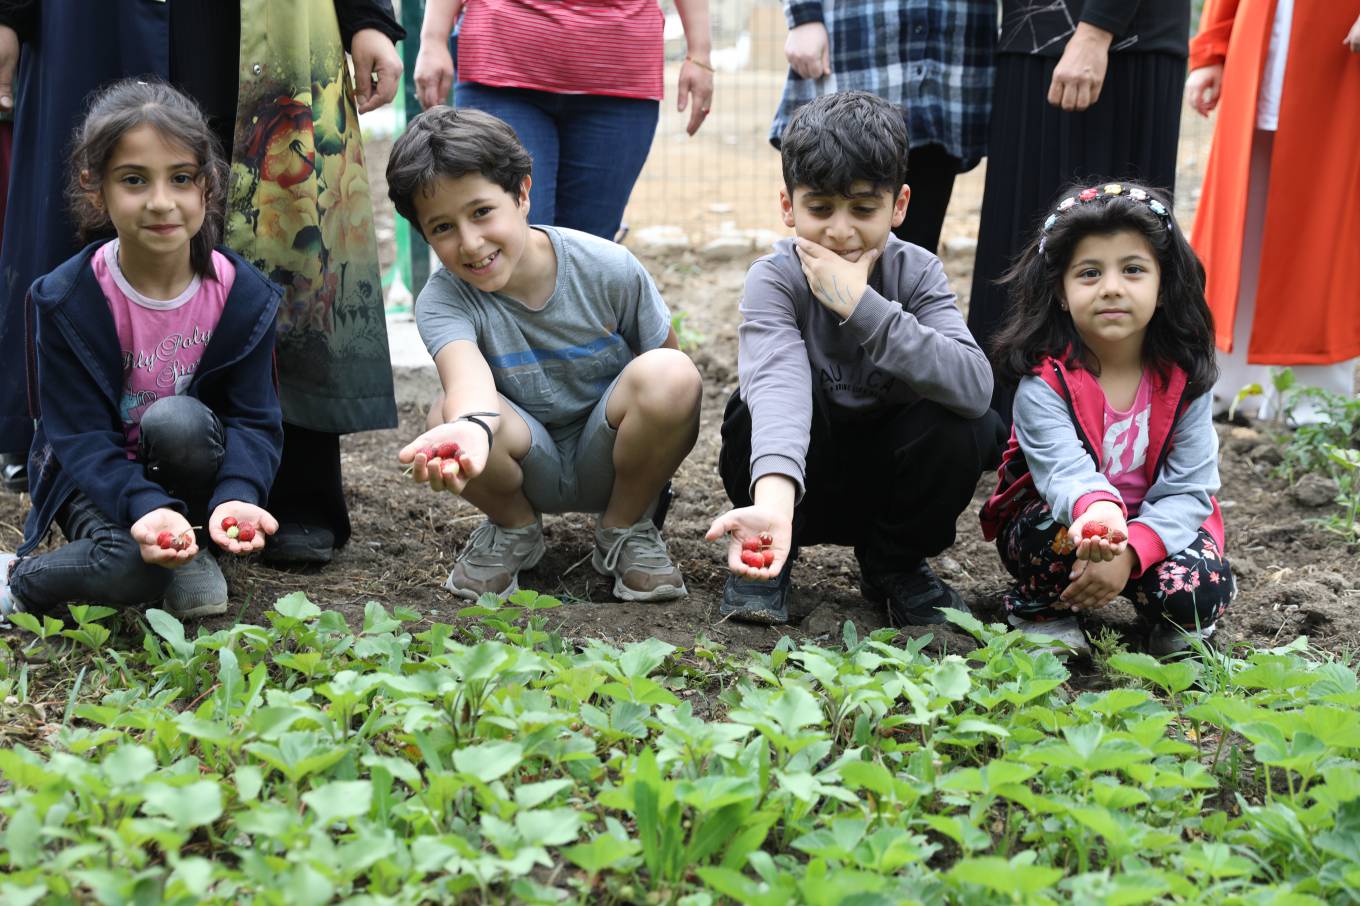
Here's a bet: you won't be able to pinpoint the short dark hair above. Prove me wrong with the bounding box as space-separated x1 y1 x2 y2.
779 91 909 198
387 106 532 235
991 181 1218 395
67 78 228 279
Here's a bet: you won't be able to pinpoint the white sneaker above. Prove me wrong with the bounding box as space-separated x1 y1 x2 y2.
0 552 23 627
1008 613 1091 658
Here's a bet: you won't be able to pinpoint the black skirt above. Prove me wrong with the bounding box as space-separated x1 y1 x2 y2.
968 51 1185 414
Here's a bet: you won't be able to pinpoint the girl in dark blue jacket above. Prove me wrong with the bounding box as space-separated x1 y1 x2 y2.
0 79 283 622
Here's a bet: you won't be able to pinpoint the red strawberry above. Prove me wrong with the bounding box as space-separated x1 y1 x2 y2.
741 537 762 553
236 522 256 542
173 534 191 552
419 446 438 461
758 532 774 547
221 516 238 531
1109 529 1127 544
1080 522 1109 540
740 550 764 569
157 530 175 549
761 549 775 567
435 442 460 460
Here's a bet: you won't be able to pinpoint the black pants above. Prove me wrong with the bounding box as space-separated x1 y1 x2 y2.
892 143 960 255
718 390 1003 573
266 422 351 547
10 396 224 612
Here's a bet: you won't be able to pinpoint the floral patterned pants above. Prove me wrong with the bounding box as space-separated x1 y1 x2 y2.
997 500 1235 628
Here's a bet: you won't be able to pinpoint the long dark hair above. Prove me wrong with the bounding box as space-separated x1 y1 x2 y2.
990 181 1218 395
66 78 228 279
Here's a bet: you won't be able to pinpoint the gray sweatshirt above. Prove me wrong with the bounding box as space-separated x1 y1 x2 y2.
739 235 993 498
1013 376 1220 561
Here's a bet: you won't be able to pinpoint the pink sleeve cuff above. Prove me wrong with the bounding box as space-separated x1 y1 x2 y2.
1126 523 1167 579
1072 492 1126 521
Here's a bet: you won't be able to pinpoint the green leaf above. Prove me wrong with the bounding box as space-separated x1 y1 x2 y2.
145 608 194 659
3 806 40 869
235 765 264 802
563 833 641 875
302 780 372 825
102 744 157 786
514 779 574 810
362 600 402 635
1106 652 1199 693
618 638 676 678
141 781 224 830
452 740 523 782
516 808 583 846
949 856 1062 894
274 592 322 621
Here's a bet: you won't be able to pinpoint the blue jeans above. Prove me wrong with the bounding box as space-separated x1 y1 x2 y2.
10 396 225 612
455 82 659 240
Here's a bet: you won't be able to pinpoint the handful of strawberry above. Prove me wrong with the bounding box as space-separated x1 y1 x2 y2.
411 441 463 481
156 528 195 551
221 516 257 542
1080 521 1127 544
739 532 776 568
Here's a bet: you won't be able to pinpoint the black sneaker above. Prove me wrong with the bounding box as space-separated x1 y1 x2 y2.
261 522 335 565
861 559 968 627
718 558 793 625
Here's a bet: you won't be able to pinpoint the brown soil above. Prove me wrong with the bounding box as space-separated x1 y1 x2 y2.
3 240 1355 664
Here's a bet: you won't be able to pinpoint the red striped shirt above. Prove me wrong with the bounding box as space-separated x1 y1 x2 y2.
458 0 665 101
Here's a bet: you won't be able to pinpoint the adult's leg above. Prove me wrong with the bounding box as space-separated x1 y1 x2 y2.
8 492 174 613
264 424 349 563
892 144 960 254
552 93 660 240
454 82 561 226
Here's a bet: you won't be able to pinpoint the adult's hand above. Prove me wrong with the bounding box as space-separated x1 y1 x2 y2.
1184 64 1223 117
1047 22 1113 112
351 28 403 113
785 22 830 80
677 57 714 136
0 25 17 113
1347 14 1360 53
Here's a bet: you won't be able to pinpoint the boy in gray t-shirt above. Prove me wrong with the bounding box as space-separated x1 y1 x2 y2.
386 107 702 603
706 91 1005 625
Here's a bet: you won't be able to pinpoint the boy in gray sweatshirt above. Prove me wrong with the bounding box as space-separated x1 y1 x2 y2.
705 91 1005 625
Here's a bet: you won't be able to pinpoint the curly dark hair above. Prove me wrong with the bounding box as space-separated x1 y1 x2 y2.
66 78 228 279
779 90 909 198
990 181 1218 395
386 106 533 237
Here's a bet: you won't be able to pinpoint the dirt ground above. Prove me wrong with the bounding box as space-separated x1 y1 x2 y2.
2 239 1355 664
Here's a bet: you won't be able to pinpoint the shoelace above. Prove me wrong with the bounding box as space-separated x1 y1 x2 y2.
599 522 671 572
458 521 537 567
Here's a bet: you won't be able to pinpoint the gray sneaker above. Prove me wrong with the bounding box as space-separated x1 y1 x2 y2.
164 552 229 619
445 519 545 600
592 519 686 602
1008 613 1091 659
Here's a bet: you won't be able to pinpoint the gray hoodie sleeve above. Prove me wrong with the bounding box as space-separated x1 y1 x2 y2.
738 256 814 499
1130 391 1219 558
842 254 993 418
1013 376 1121 524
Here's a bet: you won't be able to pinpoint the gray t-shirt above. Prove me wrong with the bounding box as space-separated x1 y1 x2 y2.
739 235 993 497
416 226 671 432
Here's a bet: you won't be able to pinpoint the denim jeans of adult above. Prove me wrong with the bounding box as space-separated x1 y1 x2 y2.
9 395 226 613
455 81 660 240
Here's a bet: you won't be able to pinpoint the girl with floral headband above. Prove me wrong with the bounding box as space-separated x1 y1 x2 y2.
978 181 1234 659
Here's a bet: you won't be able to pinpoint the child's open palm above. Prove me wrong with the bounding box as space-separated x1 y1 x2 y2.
1069 501 1129 563
705 505 791 580
209 502 278 555
130 507 198 566
398 422 488 496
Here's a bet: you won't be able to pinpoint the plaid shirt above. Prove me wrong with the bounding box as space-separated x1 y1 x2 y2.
771 0 996 171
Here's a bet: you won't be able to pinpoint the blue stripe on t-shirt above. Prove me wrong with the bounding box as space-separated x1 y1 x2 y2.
485 332 626 369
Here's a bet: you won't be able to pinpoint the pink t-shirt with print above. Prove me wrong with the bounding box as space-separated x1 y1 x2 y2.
92 239 235 456
1101 371 1154 514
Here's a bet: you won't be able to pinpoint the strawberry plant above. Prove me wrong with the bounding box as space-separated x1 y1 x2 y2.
1 596 1358 903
